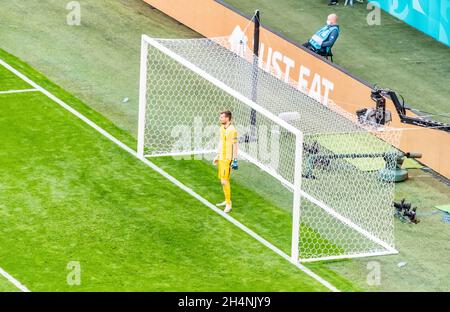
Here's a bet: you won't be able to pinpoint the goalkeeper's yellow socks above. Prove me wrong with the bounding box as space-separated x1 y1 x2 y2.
222 182 231 206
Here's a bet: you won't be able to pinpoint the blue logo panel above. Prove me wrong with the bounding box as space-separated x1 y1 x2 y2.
369 0 450 46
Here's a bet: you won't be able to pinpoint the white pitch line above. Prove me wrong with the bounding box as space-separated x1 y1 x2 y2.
0 58 339 292
0 88 39 95
139 156 339 292
0 267 30 292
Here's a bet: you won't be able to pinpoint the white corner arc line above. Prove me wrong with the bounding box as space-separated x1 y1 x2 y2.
0 88 39 95
0 58 339 292
0 267 30 292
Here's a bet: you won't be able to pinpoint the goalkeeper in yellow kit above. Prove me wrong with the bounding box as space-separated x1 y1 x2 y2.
213 110 239 213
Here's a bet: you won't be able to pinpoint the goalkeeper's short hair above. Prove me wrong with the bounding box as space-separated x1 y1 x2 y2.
220 110 232 120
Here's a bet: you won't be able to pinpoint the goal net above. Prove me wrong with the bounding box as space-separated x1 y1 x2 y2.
138 35 399 263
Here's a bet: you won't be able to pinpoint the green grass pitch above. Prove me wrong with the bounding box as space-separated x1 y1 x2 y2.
0 49 359 292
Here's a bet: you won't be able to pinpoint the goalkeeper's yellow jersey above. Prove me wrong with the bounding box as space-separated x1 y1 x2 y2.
219 124 238 161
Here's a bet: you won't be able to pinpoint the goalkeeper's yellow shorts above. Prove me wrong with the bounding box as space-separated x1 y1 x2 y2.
218 160 232 180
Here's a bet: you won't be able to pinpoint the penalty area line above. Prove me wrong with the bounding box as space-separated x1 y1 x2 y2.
0 58 339 293
0 88 39 95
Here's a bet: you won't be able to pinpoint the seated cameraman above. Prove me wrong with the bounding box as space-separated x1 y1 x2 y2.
303 14 340 58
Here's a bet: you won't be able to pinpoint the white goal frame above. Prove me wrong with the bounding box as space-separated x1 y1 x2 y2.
137 35 398 263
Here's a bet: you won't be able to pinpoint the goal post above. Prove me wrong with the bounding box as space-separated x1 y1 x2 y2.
138 34 399 263
137 35 149 159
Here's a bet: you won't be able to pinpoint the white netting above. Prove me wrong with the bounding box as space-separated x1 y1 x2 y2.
139 36 399 262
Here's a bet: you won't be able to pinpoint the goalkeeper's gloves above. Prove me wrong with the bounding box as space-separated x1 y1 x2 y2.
231 158 238 170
